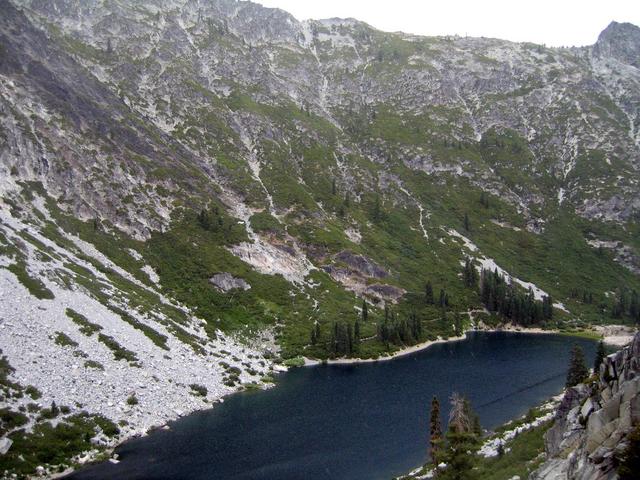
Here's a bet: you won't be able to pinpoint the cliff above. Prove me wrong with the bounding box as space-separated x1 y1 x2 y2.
532 332 640 479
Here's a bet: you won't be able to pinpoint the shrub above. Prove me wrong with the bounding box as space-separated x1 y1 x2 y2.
189 384 208 397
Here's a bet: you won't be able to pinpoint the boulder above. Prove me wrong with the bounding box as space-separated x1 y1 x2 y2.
209 273 251 292
0 437 12 455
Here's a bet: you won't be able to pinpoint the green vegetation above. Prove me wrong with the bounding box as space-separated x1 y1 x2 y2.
97 334 138 362
566 344 589 387
65 308 103 336
189 384 208 397
473 422 550 480
5 261 54 300
53 332 78 348
0 413 119 477
618 423 640 480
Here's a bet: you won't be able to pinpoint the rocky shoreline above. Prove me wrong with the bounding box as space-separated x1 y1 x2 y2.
531 330 640 479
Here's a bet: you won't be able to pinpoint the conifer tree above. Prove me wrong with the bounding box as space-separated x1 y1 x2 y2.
593 340 606 374
439 393 479 480
463 212 470 232
618 424 640 480
425 281 434 305
429 396 443 462
566 344 589 388
371 194 382 222
362 300 368 323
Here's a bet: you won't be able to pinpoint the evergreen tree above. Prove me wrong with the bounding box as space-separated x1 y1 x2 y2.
463 397 482 436
593 340 606 374
362 300 368 323
439 289 447 308
462 257 478 288
453 313 463 336
371 194 382 222
439 393 479 480
331 178 336 195
618 424 640 480
463 212 470 232
425 281 434 305
429 396 443 462
566 344 589 388
197 209 211 230
354 318 361 348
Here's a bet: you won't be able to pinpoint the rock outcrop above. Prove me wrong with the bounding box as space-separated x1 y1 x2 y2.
209 272 251 292
532 332 640 480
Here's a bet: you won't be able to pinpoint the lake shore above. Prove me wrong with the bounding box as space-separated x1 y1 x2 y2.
303 324 559 367
303 323 637 367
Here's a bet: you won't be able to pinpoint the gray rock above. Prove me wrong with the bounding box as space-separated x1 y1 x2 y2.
533 332 640 479
0 437 12 455
209 273 251 292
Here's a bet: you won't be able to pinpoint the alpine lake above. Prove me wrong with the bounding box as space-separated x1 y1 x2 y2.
67 331 597 480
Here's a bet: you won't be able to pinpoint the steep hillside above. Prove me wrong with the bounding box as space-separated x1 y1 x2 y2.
1 0 640 475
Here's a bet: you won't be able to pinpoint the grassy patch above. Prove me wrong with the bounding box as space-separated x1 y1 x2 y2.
474 421 551 480
65 308 103 336
5 262 54 300
97 334 138 362
53 332 79 348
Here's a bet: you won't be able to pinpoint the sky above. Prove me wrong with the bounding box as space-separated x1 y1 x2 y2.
255 0 640 47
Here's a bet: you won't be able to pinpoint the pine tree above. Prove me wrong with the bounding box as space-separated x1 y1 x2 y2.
439 393 479 480
566 344 589 388
425 281 434 305
197 209 211 230
371 194 382 222
454 313 463 336
618 424 640 480
362 300 368 323
354 318 361 347
429 396 443 462
331 178 336 195
463 212 470 232
593 340 606 374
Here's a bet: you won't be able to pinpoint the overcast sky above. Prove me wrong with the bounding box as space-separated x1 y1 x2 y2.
255 0 640 47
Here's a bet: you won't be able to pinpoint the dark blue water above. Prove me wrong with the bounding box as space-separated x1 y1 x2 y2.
68 332 596 480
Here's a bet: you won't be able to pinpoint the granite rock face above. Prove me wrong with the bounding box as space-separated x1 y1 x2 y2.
209 272 251 292
531 332 640 480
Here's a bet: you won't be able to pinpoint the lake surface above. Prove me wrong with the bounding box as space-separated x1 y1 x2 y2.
68 332 596 480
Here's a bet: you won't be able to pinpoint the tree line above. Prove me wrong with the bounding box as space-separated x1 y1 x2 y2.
479 268 553 326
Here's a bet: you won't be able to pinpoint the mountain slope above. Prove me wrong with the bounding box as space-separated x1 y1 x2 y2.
1 0 640 475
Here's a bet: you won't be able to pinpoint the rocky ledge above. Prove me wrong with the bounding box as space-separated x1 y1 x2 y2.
532 331 640 479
